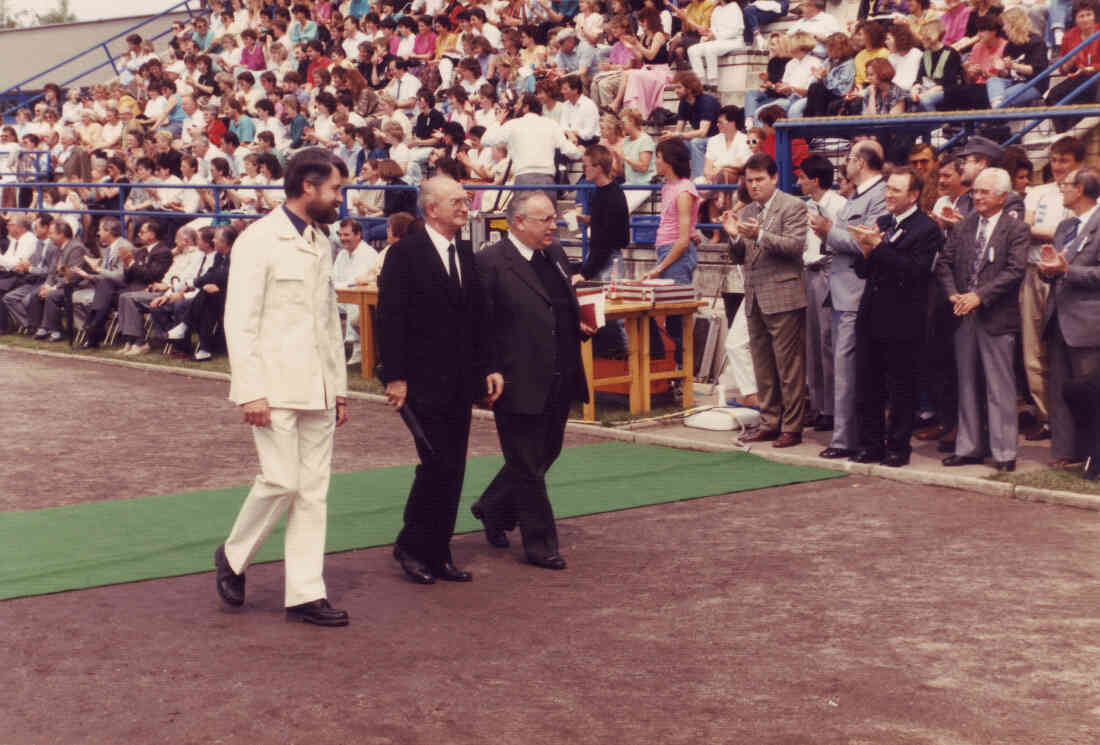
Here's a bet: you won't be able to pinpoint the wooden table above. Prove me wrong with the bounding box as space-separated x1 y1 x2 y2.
335 285 378 378
579 300 708 422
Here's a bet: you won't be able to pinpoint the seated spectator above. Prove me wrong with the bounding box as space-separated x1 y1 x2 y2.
333 218 381 364
986 7 1048 108
853 20 890 90
798 32 856 118
687 0 745 90
741 33 792 122
941 0 973 47
788 0 844 54
616 107 657 212
953 0 1003 53
1046 0 1100 132
703 105 751 185
886 23 923 90
862 57 909 115
165 225 236 360
911 20 966 112
742 0 791 49
660 71 720 181
667 0 719 69
611 8 672 119
590 15 638 111
745 32 818 123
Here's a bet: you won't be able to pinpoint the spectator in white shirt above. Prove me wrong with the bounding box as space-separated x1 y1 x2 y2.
385 59 422 109
789 0 843 54
559 75 600 145
179 95 207 148
688 0 746 87
703 105 752 182
333 218 380 365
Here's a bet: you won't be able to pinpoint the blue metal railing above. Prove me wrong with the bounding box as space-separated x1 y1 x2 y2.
0 0 208 117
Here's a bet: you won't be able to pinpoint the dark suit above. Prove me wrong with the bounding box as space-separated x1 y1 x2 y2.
40 239 89 334
377 227 486 571
182 252 230 353
472 237 589 561
936 209 1028 461
86 240 173 342
854 208 942 457
1043 208 1100 462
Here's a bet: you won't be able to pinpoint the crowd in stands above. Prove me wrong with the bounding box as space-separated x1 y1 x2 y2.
1 0 1099 477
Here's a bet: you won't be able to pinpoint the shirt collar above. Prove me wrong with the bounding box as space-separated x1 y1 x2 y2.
1072 203 1099 231
893 205 918 224
856 174 883 197
282 205 309 236
509 232 536 261
424 222 454 253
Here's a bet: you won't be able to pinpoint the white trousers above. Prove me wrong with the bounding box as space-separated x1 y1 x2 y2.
721 299 758 396
224 407 335 607
687 39 743 83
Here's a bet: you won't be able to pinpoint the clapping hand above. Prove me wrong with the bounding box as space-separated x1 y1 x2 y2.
1037 242 1069 277
721 210 739 238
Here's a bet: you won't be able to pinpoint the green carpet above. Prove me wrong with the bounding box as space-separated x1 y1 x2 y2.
0 442 843 600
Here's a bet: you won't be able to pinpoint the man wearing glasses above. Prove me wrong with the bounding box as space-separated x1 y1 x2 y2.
378 176 496 585
470 191 594 570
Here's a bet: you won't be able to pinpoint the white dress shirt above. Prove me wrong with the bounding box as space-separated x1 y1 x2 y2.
560 95 599 142
425 222 461 284
0 231 40 269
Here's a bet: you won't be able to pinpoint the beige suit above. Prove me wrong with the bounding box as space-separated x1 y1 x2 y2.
729 189 809 433
222 207 348 608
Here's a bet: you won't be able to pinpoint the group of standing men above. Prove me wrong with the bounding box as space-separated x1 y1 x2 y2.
212 148 593 627
725 135 1100 481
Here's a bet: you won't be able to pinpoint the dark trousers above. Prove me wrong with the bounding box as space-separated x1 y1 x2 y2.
474 376 572 561
396 399 472 571
859 335 920 456
182 289 226 353
920 284 958 430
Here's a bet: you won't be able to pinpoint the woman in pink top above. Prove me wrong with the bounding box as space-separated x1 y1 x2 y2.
645 138 700 363
239 29 266 71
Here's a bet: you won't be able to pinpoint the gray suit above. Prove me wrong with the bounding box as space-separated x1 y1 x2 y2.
936 209 1029 462
2 237 59 329
729 189 809 434
823 175 888 450
40 239 90 333
1043 208 1100 461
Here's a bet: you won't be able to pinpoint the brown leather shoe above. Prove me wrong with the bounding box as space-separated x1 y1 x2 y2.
773 432 803 448
741 429 780 443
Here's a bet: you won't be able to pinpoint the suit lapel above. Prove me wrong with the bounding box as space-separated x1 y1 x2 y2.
745 201 765 266
1069 208 1100 263
504 237 550 304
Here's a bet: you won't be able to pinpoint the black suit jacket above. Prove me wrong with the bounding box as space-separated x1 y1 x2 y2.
855 209 943 340
477 238 589 415
377 228 487 409
936 209 1028 336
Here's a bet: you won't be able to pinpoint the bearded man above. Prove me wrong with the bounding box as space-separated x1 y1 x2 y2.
213 148 352 627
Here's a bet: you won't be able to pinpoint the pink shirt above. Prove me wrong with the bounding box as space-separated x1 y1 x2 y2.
655 179 701 246
941 5 971 47
241 44 266 71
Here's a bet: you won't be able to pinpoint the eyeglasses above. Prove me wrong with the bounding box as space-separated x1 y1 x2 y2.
448 197 473 208
523 214 557 224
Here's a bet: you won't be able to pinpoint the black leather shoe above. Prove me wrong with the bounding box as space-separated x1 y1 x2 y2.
993 459 1016 472
470 503 509 548
214 545 245 607
434 562 472 582
819 447 855 459
881 452 910 468
79 338 101 350
942 454 984 467
850 449 885 464
393 545 435 584
813 415 834 432
527 553 567 570
286 598 349 627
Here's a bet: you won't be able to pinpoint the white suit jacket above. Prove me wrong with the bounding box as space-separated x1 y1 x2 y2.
225 207 348 410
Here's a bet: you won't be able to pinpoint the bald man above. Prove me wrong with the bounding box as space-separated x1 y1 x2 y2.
377 176 495 585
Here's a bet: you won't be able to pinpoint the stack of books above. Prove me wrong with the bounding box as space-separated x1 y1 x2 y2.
610 279 698 304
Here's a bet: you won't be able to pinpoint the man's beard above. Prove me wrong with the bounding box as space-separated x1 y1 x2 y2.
306 198 340 224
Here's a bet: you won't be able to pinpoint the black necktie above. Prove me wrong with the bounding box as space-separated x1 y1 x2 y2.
447 242 461 290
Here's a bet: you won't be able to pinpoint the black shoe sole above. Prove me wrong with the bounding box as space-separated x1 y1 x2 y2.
285 613 349 627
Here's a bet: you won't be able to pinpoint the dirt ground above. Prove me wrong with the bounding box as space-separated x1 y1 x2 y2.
4 349 1100 745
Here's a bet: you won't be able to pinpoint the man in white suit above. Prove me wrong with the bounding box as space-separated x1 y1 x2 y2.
214 148 351 627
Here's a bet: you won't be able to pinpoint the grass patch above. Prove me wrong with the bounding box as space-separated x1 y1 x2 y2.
989 466 1100 495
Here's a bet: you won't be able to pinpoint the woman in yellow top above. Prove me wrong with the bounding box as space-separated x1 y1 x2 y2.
852 20 891 88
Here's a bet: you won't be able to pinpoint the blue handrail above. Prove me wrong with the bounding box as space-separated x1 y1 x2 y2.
0 0 208 115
